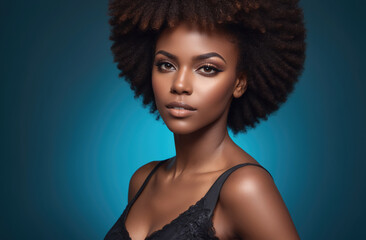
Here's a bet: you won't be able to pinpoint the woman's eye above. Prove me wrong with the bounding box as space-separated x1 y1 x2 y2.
198 65 222 75
156 62 175 72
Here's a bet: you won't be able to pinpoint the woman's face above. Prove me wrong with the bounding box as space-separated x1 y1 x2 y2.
152 23 245 135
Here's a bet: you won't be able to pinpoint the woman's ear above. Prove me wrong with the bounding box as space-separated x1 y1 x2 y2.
233 72 247 98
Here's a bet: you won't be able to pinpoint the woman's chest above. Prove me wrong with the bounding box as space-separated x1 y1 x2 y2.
124 191 238 240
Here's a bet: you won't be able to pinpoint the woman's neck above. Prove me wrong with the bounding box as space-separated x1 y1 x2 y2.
171 121 234 177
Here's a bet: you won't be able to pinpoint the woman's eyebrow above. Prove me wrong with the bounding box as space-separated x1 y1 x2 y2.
194 52 226 63
155 50 226 63
155 50 177 61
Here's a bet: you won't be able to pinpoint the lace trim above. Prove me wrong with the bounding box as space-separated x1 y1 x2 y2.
145 197 219 240
106 197 219 240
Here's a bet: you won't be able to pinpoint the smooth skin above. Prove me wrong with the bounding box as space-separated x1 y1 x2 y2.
124 23 300 240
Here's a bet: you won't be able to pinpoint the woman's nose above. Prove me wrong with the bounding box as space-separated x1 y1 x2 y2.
170 67 193 95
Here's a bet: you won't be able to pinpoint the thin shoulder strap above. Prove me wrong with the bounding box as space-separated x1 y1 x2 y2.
203 163 273 213
126 159 168 208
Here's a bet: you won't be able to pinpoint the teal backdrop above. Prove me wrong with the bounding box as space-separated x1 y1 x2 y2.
1 0 365 239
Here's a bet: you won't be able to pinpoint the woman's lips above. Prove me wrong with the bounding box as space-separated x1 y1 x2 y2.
166 101 196 118
166 101 196 110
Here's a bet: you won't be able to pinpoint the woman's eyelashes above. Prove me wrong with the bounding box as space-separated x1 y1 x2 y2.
155 60 176 72
154 59 223 76
197 64 223 76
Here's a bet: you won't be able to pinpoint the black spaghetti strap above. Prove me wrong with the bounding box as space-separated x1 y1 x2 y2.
204 163 273 213
123 159 168 222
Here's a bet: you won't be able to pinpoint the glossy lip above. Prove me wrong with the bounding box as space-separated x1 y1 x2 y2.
165 101 197 118
166 101 197 111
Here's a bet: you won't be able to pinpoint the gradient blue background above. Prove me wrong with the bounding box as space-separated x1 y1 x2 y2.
1 0 365 239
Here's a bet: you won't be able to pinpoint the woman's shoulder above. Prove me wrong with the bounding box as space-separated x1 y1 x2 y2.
218 161 299 239
219 148 276 208
127 160 162 202
220 162 275 203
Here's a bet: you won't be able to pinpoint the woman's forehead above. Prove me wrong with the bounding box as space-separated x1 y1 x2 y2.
155 23 239 57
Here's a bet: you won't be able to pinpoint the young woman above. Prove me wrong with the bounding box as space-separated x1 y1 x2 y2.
105 0 306 239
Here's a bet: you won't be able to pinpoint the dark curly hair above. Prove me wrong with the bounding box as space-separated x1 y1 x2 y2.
108 0 306 134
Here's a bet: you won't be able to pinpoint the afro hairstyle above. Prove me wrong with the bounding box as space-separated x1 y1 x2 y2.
108 0 306 134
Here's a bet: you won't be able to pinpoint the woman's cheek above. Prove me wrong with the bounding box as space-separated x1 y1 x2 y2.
152 75 168 111
197 76 235 112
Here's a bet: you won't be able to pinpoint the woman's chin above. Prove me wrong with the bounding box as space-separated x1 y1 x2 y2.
164 121 199 135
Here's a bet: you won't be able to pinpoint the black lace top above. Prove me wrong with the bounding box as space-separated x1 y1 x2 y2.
105 158 272 240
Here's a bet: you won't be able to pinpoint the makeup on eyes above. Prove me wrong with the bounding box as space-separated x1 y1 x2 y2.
154 60 224 76
154 59 177 72
196 63 223 76
154 56 225 76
